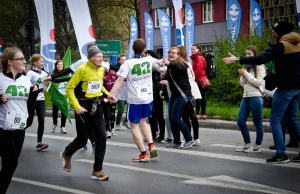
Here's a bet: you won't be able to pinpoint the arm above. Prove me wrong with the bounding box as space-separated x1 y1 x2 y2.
240 76 246 86
109 76 125 96
65 68 83 111
193 56 206 82
51 68 73 79
52 76 71 83
101 84 110 96
244 66 266 87
239 43 284 65
168 61 187 71
109 64 119 71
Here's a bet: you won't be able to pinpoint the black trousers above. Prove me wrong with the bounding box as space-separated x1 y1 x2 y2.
148 93 166 139
26 100 45 143
183 103 199 139
103 102 116 132
64 101 106 171
52 104 67 128
196 82 206 115
0 129 25 194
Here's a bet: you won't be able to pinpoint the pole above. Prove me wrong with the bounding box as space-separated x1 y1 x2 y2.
28 0 35 56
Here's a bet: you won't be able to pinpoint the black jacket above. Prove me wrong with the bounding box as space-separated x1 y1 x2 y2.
239 32 300 90
165 61 192 97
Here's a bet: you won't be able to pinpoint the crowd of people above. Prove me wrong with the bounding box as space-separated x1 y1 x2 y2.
1 20 300 193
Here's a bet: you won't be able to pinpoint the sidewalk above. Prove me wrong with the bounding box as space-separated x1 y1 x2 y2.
45 108 271 133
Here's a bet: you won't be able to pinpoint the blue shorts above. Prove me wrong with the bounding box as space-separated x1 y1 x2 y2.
128 102 153 124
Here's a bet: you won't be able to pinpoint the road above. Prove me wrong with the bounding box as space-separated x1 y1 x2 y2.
4 117 300 194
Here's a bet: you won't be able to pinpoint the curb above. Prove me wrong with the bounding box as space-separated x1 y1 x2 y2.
44 110 271 133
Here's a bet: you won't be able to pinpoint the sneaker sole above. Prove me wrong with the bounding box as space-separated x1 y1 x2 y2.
132 158 150 162
182 141 196 149
266 159 290 164
37 145 49 151
91 175 109 180
150 149 158 158
51 130 55 133
60 152 71 172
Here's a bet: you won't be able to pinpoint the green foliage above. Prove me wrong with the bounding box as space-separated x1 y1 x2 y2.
209 30 274 104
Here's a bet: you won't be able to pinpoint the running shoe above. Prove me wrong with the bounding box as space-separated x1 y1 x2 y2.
132 153 150 162
36 143 49 151
149 144 158 158
60 151 71 172
91 171 109 180
51 125 57 133
60 127 67 134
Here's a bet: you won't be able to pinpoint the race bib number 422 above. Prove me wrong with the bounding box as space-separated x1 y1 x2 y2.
5 111 27 130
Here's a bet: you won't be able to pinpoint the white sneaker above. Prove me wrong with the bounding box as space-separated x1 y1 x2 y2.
122 122 130 129
236 143 252 152
253 144 262 152
115 124 122 130
106 131 111 138
111 128 117 136
51 125 57 133
194 139 201 145
60 127 67 134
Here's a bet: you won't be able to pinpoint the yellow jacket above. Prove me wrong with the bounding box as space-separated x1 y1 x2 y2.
66 61 109 110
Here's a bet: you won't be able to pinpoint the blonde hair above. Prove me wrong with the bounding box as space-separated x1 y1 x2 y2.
30 54 43 69
0 47 22 72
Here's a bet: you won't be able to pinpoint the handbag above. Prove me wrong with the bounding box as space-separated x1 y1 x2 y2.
169 71 196 116
200 76 211 88
255 86 271 108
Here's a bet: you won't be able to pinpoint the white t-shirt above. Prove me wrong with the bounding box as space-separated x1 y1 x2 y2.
0 73 31 130
117 56 157 104
26 69 48 101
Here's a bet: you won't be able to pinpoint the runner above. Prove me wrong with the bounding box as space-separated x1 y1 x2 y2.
26 54 49 151
0 47 38 193
108 39 161 162
60 47 109 180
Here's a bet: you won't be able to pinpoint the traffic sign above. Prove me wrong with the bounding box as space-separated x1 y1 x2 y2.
19 20 40 39
96 40 121 56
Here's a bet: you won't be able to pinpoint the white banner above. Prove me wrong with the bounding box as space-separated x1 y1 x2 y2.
34 0 56 72
172 0 184 46
66 0 95 59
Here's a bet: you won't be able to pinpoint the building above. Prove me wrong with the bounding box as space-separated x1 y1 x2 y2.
140 0 298 54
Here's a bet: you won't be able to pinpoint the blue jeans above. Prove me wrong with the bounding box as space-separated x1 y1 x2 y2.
169 96 193 144
237 97 264 145
270 89 300 155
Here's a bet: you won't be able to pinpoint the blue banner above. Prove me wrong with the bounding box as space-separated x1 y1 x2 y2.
250 0 262 36
0 38 2 56
127 15 138 59
144 12 154 50
185 2 194 59
157 9 172 58
226 0 242 41
296 0 300 30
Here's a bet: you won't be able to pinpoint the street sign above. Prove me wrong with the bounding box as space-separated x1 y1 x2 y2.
96 40 121 56
19 20 40 39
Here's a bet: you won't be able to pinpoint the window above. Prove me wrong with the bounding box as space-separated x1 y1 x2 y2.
202 1 213 23
155 7 174 28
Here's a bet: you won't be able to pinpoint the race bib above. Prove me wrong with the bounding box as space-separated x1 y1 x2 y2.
5 111 27 130
87 81 102 94
136 84 152 98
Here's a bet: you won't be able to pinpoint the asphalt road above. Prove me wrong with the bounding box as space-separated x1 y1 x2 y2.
3 117 300 194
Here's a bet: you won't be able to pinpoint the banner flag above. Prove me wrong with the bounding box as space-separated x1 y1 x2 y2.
296 0 300 30
185 2 195 59
172 0 184 45
250 0 262 36
127 15 138 59
34 0 56 72
144 12 154 50
226 0 242 42
157 9 172 58
66 0 95 59
0 37 2 56
49 47 72 124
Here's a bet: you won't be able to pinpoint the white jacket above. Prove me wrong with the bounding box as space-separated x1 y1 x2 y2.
240 65 266 98
187 63 202 99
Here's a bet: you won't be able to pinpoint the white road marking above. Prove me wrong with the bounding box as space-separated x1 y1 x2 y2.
25 133 300 169
77 160 297 194
183 175 298 194
211 144 299 154
12 177 94 194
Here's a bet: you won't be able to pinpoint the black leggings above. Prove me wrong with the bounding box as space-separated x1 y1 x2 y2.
26 100 45 143
196 82 206 115
148 94 165 139
103 102 116 132
64 101 106 171
0 129 25 194
182 106 199 140
52 104 67 128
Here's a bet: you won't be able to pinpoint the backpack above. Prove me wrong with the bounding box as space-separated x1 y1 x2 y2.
205 52 216 79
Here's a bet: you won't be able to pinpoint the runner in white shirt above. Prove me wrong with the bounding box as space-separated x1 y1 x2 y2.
26 54 49 151
108 39 162 162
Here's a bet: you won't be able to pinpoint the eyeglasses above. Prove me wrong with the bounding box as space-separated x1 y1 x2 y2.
10 58 26 61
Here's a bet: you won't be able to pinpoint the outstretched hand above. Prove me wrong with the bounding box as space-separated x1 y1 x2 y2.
108 95 117 104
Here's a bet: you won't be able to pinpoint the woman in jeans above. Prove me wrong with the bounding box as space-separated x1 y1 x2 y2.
51 60 67 134
162 46 195 149
234 45 266 152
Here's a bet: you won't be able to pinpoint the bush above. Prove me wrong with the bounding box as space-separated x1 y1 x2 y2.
208 29 274 104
